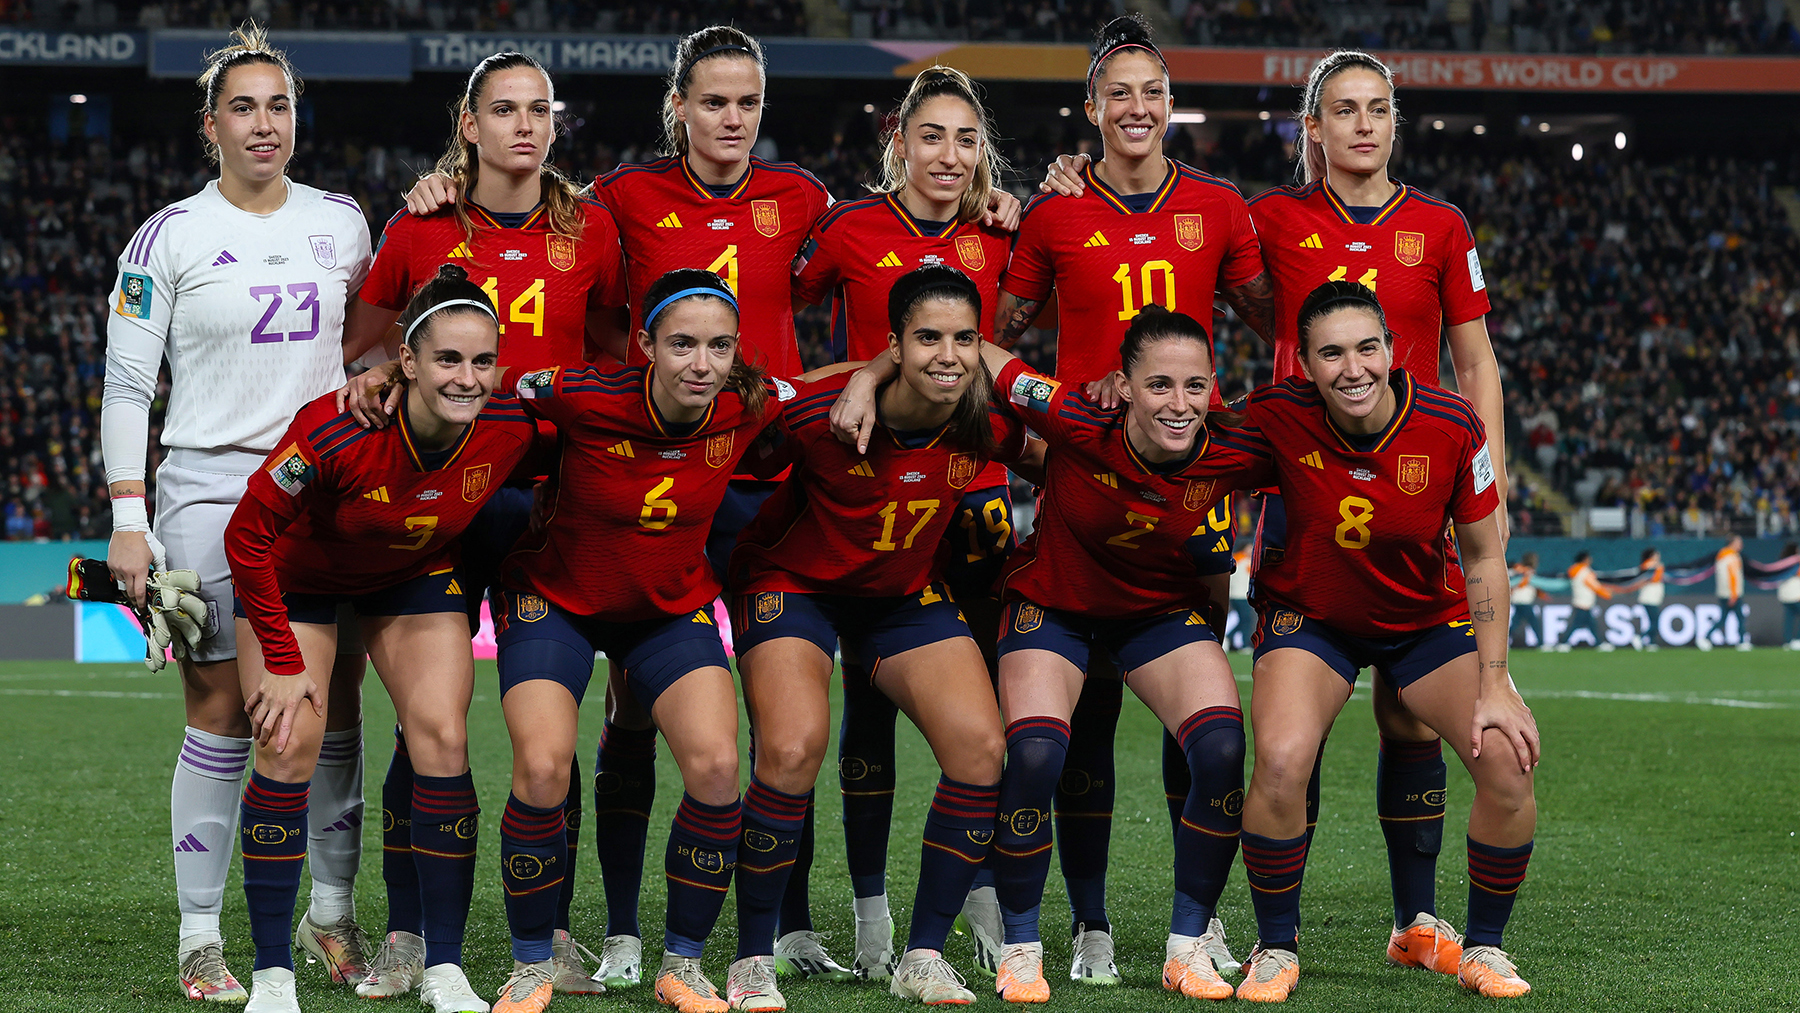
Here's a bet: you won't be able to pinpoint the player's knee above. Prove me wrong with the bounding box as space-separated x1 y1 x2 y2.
401 717 468 776
1249 735 1318 804
514 750 574 807
753 730 826 793
943 725 1005 786
678 744 740 804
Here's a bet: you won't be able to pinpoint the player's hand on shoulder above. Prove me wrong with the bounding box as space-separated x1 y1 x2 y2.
404 173 458 216
1084 373 1124 410
1471 674 1539 774
338 360 404 429
829 371 882 455
1041 152 1090 196
985 189 1023 232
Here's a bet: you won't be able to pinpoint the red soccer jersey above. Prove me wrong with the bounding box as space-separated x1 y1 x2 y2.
992 359 1272 618
1003 159 1264 385
1243 369 1500 636
361 199 625 368
596 156 832 377
1248 180 1491 385
496 363 796 620
227 391 538 673
729 371 1027 598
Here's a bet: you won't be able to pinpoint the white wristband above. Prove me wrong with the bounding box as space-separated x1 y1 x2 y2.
111 495 150 533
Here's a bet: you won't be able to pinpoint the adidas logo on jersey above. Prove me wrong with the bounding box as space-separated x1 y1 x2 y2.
1212 536 1231 553
607 441 635 458
877 251 905 268
447 242 472 258
212 250 237 266
362 486 391 502
692 609 715 625
1297 451 1323 469
1093 472 1119 488
1299 233 1323 249
847 461 875 477
1083 231 1110 248
1185 611 1206 626
657 213 683 228
445 579 462 595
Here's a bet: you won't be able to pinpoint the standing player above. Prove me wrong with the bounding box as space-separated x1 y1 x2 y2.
729 266 1024 1009
1507 553 1541 650
341 51 624 998
1709 535 1750 650
789 65 1018 979
1634 548 1664 650
1232 281 1537 1003
1562 551 1612 651
226 268 534 1013
101 26 377 1001
990 14 1272 980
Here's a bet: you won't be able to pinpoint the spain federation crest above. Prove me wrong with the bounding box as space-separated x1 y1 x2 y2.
955 234 987 271
1175 214 1204 251
705 431 735 469
947 453 977 490
1397 454 1430 495
516 594 549 623
1270 609 1303 636
754 591 783 623
1183 478 1215 512
752 199 781 238
546 234 576 271
1394 231 1426 267
1013 602 1044 634
461 463 491 502
308 235 336 269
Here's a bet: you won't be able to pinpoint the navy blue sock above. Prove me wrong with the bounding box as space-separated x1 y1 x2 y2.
1377 737 1447 927
1465 837 1533 948
1241 831 1308 954
776 801 816 935
1305 741 1325 850
1162 728 1189 841
736 778 809 959
994 717 1069 945
411 771 478 968
1057 676 1120 936
664 794 741 958
1171 707 1245 936
908 775 1000 952
594 723 656 938
557 756 581 933
241 771 308 971
839 662 899 899
381 728 423 936
500 793 566 963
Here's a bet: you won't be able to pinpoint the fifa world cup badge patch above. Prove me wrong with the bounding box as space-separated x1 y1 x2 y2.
955 234 986 271
1009 373 1059 411
1270 609 1303 636
517 367 558 398
755 591 783 623
119 273 152 318
1013 602 1044 634
267 444 316 496
1175 213 1204 251
947 453 977 490
1394 231 1426 267
1397 454 1430 495
461 463 491 502
309 235 337 269
752 199 781 237
705 431 735 469
546 234 576 271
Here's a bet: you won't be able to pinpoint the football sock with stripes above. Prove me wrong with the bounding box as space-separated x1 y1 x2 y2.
1057 676 1120 936
500 794 565 963
240 771 309 971
908 775 1001 952
1162 728 1190 840
593 722 656 938
172 727 251 946
1241 830 1309 954
664 794 742 958
776 801 817 935
306 724 363 924
380 728 423 936
1171 707 1246 936
1377 737 1447 927
410 771 478 968
556 756 581 933
993 717 1070 945
1465 837 1533 948
736 778 810 959
838 661 899 900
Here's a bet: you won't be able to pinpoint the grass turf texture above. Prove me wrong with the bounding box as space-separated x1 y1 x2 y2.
0 650 1795 1011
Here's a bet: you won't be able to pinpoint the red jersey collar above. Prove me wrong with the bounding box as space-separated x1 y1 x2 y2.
1320 180 1410 226
640 364 718 436
680 157 755 201
465 201 549 231
396 400 478 472
882 192 960 239
1120 417 1211 477
1322 367 1416 454
1085 160 1179 216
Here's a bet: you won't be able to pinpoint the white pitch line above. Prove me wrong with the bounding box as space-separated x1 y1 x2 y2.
0 688 179 700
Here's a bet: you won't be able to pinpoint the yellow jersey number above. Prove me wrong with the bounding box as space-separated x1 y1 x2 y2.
873 500 940 552
389 515 439 551
1335 496 1375 549
640 478 678 531
1113 260 1177 321
1105 510 1159 550
958 496 1013 562
478 277 546 337
1327 266 1378 292
706 245 740 294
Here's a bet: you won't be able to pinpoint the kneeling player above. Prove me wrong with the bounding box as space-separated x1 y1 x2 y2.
227 268 536 1013
1232 282 1538 1002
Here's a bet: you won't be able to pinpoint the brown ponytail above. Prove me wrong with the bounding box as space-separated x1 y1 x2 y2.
662 26 766 158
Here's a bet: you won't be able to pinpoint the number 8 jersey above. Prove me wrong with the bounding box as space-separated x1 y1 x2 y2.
106 179 371 453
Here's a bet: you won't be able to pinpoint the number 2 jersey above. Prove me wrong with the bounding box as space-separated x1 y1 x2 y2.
1242 368 1500 636
226 391 539 673
992 359 1269 618
729 371 1026 598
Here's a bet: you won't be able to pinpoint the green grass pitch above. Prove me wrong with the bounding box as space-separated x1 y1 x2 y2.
1 649 1796 1010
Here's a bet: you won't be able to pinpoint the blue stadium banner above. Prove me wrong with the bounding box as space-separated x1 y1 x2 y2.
0 28 144 66
413 32 675 75
150 29 411 81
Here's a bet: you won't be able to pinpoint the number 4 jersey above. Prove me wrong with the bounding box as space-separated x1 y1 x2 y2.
1243 368 1500 636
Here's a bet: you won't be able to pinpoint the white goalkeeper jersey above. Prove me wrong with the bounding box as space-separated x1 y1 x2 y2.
104 179 370 456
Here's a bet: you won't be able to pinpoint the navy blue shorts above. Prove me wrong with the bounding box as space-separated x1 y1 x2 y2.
705 480 782 587
493 590 730 708
996 598 1219 677
461 484 535 629
1250 604 1476 689
233 567 465 625
731 583 973 671
942 484 1016 602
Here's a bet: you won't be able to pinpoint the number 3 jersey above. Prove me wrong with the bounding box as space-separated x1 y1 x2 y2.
992 360 1271 618
729 371 1027 598
105 179 372 453
1242 369 1500 636
227 391 538 672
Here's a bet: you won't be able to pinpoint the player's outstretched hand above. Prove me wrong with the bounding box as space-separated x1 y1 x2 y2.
1471 676 1539 774
245 671 325 753
828 370 883 455
1084 373 1125 409
107 529 154 610
984 189 1023 231
1041 152 1091 196
338 361 404 429
404 173 458 217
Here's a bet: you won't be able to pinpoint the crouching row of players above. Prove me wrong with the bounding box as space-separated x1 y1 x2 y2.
223 264 1538 1013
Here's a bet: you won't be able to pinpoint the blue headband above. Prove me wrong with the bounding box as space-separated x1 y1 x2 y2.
646 286 738 332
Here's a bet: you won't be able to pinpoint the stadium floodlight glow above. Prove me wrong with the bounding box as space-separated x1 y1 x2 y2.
863 103 875 113
1538 121 1551 132
1572 143 1584 161
1059 106 1071 117
1169 111 1207 124
1473 124 1487 135
551 100 565 112
1433 119 1445 130
1258 110 1272 121
70 94 88 104
1615 131 1627 149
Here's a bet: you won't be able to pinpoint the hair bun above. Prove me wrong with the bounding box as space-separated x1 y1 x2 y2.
1092 13 1155 56
435 263 470 283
